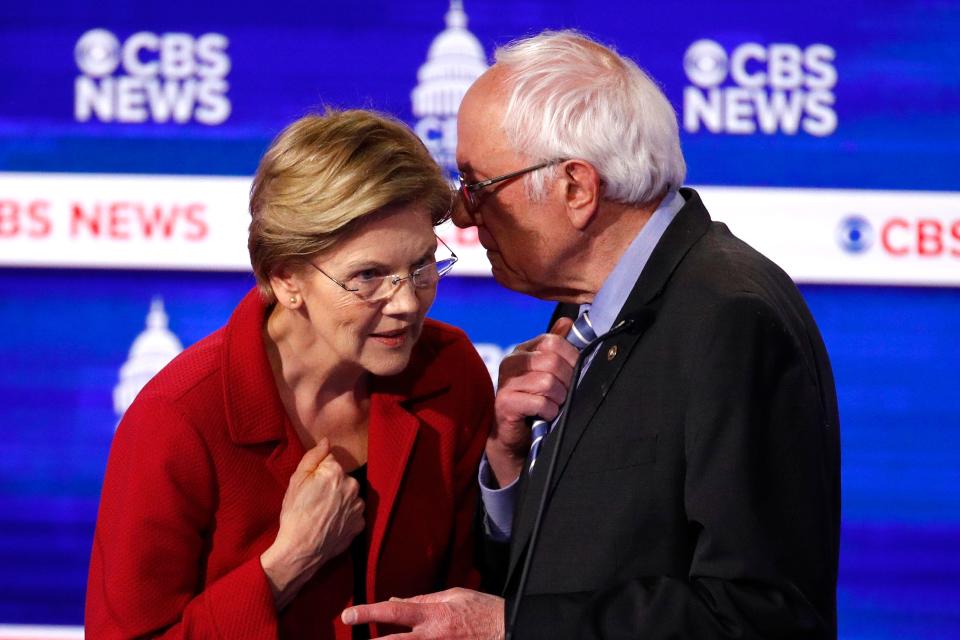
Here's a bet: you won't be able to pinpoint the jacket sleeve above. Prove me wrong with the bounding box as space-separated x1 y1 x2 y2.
515 293 839 639
443 335 496 592
85 395 279 639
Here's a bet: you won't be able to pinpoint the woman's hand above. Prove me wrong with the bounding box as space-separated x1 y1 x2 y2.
260 437 365 609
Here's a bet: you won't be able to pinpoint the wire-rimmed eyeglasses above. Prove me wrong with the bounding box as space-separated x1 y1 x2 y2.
457 158 567 213
311 235 458 303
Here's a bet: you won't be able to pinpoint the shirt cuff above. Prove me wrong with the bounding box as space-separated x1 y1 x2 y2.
478 454 518 542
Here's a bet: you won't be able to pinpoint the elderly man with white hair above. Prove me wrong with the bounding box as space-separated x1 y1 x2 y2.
343 30 840 640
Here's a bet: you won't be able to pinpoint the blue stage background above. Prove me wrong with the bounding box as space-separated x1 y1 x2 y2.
1 1 959 637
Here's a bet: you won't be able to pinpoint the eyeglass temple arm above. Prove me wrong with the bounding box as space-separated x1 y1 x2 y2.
466 159 565 191
436 234 458 260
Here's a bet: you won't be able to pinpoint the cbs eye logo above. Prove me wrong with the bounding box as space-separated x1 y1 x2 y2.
683 40 728 88
75 29 121 77
836 216 875 254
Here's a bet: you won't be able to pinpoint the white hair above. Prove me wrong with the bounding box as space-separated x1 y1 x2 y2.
493 30 686 206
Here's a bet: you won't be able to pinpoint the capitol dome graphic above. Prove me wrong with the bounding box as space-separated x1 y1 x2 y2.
113 297 183 418
412 0 488 175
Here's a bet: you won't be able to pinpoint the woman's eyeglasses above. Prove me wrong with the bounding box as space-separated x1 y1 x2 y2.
311 235 458 303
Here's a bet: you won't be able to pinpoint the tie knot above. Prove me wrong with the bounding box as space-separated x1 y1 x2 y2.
567 310 597 351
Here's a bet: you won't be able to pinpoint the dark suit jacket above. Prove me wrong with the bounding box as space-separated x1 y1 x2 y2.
87 288 493 639
497 188 840 639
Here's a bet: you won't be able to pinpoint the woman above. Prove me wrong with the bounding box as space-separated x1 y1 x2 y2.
86 110 494 639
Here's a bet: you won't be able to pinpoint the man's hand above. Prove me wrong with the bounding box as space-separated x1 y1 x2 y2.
487 317 579 487
341 588 504 640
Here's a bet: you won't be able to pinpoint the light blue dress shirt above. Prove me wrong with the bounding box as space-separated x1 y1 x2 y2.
479 190 686 541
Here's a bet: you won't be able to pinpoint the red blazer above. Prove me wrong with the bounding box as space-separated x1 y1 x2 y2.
86 288 493 639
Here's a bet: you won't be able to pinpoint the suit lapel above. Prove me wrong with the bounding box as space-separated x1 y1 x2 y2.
506 313 654 580
618 188 712 310
505 188 713 588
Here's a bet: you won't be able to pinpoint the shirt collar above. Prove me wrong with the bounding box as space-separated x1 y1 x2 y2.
583 190 685 335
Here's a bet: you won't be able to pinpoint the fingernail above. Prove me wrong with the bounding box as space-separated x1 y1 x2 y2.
341 609 356 625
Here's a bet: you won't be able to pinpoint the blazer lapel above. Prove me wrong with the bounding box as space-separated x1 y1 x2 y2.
505 188 714 587
365 390 420 598
364 335 450 601
221 288 302 488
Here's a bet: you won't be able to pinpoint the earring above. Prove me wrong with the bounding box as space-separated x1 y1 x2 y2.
289 296 298 305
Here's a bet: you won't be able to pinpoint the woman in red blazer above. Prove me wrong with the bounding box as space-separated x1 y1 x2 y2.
85 110 494 639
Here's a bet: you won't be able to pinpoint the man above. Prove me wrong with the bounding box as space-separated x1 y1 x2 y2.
343 30 840 639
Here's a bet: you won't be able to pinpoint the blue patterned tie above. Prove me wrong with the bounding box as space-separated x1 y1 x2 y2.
528 310 598 472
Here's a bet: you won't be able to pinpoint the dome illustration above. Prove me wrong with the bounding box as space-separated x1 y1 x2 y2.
113 297 183 418
412 0 488 173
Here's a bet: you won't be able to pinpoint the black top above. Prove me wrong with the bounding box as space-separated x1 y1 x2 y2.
347 464 369 640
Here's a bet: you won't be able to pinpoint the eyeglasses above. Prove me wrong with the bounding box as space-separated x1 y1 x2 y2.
457 158 567 213
311 235 458 303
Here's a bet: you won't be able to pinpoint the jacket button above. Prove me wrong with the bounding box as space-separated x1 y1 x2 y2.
607 345 618 361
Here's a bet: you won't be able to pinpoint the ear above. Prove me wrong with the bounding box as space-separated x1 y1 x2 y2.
559 159 602 230
269 264 305 309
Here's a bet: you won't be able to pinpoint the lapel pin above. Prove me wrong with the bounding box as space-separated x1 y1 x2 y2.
607 345 619 361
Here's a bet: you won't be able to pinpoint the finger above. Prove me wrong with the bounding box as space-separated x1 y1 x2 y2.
296 437 332 472
511 328 559 354
399 588 460 604
512 316 574 354
350 510 366 535
499 350 575 387
349 518 365 539
496 389 561 423
498 369 569 402
535 333 580 369
343 475 361 498
314 452 345 476
500 347 573 377
350 492 366 510
510 337 539 354
346 496 365 518
549 316 574 337
342 601 425 627
508 335 580 373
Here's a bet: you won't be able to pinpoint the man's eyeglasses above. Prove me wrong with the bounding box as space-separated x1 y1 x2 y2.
457 158 567 213
311 236 458 303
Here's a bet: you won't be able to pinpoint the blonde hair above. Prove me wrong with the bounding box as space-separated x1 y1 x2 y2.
248 109 452 301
